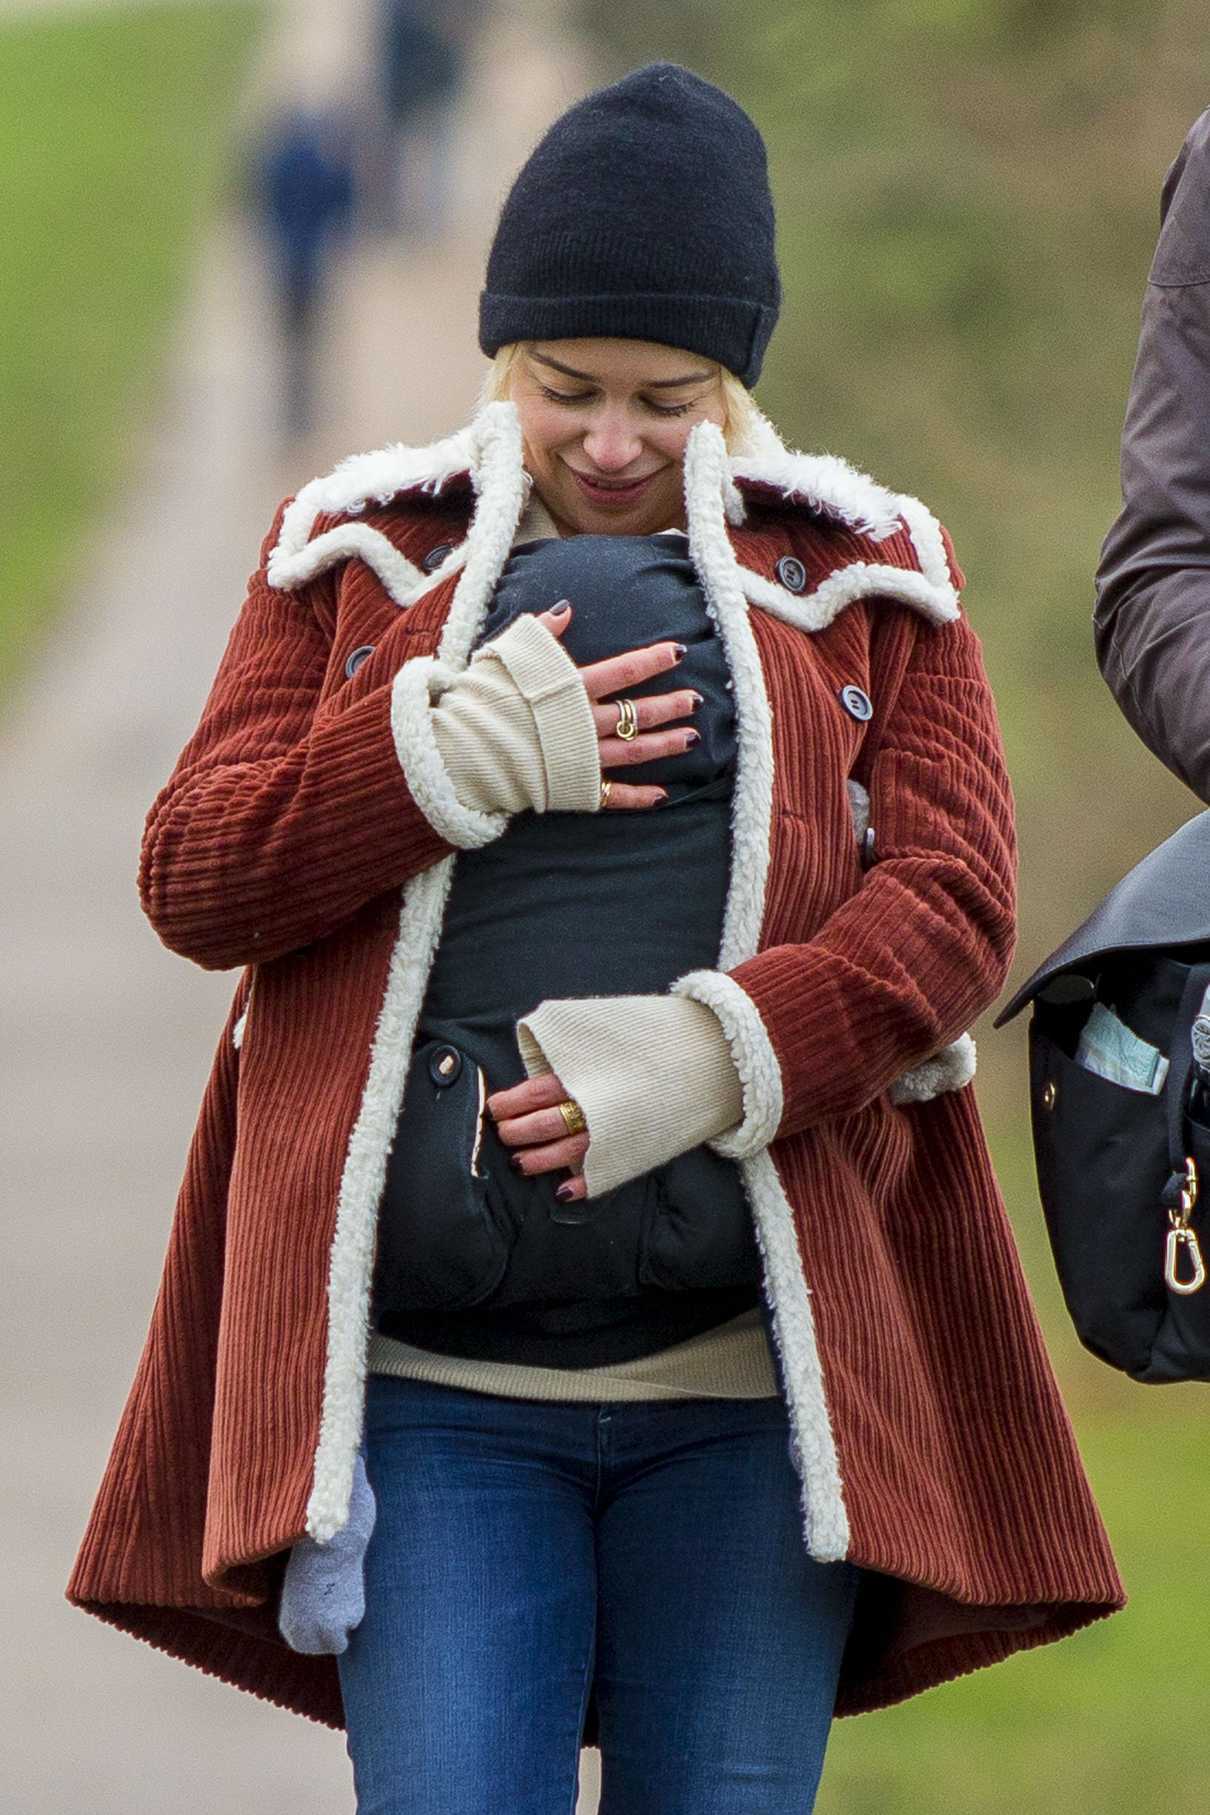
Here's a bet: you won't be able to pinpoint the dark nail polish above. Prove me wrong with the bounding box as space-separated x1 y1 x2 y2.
555 1182 575 1202
653 790 671 807
690 691 704 707
672 643 688 661
509 1153 524 1172
685 728 700 746
552 599 572 614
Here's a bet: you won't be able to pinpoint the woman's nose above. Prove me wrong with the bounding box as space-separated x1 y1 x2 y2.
582 415 643 472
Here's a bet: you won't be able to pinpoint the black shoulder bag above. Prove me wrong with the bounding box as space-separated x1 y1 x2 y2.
995 811 1210 1383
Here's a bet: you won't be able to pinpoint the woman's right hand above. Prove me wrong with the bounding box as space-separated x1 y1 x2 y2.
536 600 700 810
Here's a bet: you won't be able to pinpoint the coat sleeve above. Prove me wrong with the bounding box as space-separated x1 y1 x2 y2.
670 605 1017 1150
1094 108 1210 802
138 502 509 971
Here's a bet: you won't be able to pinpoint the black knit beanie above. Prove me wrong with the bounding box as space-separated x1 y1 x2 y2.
479 62 780 387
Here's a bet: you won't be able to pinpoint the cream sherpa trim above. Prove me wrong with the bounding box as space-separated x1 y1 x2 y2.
305 860 455 1542
741 1145 849 1561
896 491 954 593
304 405 531 1543
669 967 783 1160
265 403 959 626
729 444 905 540
267 424 477 601
268 521 434 608
890 1032 978 1105
678 418 850 1563
737 557 959 632
682 423 777 973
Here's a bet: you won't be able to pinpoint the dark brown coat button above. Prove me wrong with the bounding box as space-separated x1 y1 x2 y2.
422 543 455 573
344 644 375 678
776 554 807 593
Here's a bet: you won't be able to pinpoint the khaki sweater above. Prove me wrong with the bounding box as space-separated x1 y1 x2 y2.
368 495 779 1399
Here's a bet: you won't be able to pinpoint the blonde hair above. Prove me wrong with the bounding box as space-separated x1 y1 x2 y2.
475 341 765 456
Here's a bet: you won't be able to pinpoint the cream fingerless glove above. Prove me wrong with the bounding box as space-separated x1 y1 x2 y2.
430 612 601 816
515 993 745 1197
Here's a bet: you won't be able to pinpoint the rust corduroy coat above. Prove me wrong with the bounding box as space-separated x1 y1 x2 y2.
67 402 1124 1728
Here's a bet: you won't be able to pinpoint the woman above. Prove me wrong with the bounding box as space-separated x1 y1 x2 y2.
68 62 1124 1813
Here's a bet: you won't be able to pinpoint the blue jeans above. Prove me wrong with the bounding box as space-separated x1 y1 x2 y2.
337 1374 860 1814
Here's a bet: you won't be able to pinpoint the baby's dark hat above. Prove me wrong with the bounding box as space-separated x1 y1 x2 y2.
479 62 781 386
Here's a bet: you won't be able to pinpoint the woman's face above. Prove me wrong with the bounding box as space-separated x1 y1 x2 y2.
508 338 728 536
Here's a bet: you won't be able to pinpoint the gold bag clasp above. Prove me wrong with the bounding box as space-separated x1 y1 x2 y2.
1165 1157 1206 1295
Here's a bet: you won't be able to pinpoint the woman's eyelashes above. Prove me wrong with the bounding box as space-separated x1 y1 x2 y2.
536 384 694 418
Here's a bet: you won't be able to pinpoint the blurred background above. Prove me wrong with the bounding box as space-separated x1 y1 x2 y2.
2 0 1207 1809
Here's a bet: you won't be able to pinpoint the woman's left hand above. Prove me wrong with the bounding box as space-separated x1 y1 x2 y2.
485 1073 589 1201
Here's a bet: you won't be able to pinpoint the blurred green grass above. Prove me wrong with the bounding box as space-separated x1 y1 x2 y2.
581 0 1210 1802
819 1416 1210 1811
819 1416 1208 1812
0 2 263 696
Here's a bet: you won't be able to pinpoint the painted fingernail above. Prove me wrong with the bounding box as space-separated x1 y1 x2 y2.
555 1182 575 1202
690 691 704 707
552 600 572 615
653 790 671 807
509 1153 525 1171
672 643 687 661
685 729 700 746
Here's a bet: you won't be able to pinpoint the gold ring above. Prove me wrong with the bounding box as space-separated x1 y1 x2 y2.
599 777 613 809
557 1098 588 1137
614 697 639 741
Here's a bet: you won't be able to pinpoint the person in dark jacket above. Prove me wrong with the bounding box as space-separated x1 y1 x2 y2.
1096 108 1210 799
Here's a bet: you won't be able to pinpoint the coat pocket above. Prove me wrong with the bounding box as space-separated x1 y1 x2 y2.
638 1143 761 1292
373 1038 519 1314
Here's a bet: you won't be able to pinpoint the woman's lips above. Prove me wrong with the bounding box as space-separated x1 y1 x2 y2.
568 467 658 508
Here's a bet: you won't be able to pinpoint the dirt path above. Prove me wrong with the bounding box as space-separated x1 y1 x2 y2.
1 5 604 1808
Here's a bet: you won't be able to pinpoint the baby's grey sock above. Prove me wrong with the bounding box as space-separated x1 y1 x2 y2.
278 1450 377 1655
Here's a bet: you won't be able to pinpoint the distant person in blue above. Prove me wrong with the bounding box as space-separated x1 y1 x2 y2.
252 107 356 437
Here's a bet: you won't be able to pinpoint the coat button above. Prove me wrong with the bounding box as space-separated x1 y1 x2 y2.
422 543 454 573
775 554 807 593
839 684 873 722
344 644 375 678
429 1045 463 1087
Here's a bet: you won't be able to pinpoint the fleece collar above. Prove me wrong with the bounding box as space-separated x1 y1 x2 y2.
265 401 960 631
